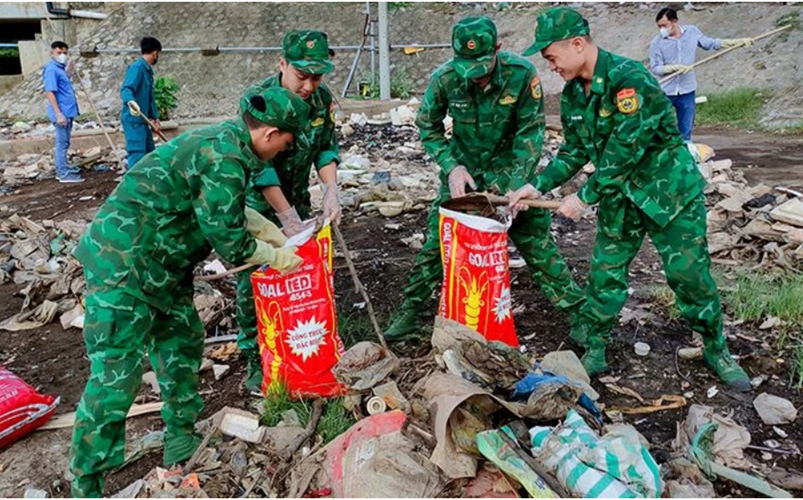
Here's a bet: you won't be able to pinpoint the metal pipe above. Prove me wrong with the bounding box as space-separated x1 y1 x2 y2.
45 2 68 18
341 4 371 98
0 43 19 48
369 17 376 85
45 2 107 20
68 9 108 20
378 2 390 100
92 43 450 55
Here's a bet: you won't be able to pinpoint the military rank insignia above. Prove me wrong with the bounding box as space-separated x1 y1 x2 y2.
530 75 542 100
311 117 324 127
616 88 638 114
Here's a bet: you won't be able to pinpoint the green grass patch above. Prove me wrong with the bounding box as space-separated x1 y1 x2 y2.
650 284 682 321
338 310 380 348
260 384 356 445
695 88 765 130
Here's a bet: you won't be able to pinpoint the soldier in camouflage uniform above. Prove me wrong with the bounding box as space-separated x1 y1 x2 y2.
69 86 311 497
384 16 585 340
509 7 750 390
236 30 341 391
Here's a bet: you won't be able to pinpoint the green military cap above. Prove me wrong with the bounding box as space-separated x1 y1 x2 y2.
240 86 311 143
451 16 498 79
282 30 334 75
523 7 591 56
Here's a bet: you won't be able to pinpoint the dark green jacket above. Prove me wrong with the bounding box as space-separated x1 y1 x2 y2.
246 74 339 215
534 49 704 233
74 119 259 312
416 51 545 192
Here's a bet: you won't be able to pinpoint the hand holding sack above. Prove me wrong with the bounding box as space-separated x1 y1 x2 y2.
251 221 345 397
439 207 518 346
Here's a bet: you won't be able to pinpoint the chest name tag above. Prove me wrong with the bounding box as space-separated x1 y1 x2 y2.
498 95 517 105
616 88 638 115
451 101 471 110
311 117 325 127
570 115 583 121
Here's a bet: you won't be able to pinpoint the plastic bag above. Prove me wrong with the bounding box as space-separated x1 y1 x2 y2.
251 222 345 397
0 366 59 448
439 207 517 346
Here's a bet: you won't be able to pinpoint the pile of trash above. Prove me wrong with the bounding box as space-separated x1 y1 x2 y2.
700 157 803 270
0 212 88 332
0 147 122 192
101 316 802 498
0 211 236 337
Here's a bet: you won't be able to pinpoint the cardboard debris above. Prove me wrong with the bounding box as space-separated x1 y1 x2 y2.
218 408 265 444
770 198 803 228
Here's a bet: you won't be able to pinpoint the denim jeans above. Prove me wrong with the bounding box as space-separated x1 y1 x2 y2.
54 118 74 178
668 91 695 142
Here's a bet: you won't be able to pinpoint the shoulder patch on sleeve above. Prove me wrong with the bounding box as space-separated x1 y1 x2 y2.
530 75 542 100
616 87 638 114
329 102 336 123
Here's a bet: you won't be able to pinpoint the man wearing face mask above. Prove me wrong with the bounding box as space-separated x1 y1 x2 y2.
383 16 585 342
121 36 162 169
649 7 753 141
235 30 341 391
43 41 83 183
69 86 309 497
509 7 750 392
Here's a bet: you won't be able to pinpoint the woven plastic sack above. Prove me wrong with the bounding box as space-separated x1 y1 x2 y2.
0 366 59 448
530 410 663 498
251 222 345 397
438 207 517 346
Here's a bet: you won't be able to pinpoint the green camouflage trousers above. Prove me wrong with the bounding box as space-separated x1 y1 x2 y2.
70 270 204 497
580 193 723 344
236 204 310 362
402 184 585 314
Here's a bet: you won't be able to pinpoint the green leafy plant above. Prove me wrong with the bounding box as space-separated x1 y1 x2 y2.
357 66 413 100
0 47 20 58
154 75 179 120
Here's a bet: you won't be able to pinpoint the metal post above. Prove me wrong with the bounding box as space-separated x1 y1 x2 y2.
370 18 376 86
378 1 390 100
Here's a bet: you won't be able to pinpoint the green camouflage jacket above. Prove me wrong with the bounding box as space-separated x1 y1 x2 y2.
246 74 339 215
416 51 545 192
533 49 704 232
74 118 260 312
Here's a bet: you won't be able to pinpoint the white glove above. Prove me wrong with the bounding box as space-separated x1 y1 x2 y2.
721 38 754 49
322 182 341 224
276 206 308 237
557 194 588 221
447 165 477 198
663 64 693 75
507 184 541 219
127 100 142 116
56 112 67 126
246 240 303 274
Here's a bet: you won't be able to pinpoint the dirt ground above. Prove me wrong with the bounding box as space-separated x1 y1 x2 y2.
1 127 802 497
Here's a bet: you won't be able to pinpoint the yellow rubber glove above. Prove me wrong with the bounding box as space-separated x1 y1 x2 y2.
245 240 303 274
721 38 754 49
663 64 693 75
244 206 287 246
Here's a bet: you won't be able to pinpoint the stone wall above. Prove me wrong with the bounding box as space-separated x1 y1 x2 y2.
1 2 801 127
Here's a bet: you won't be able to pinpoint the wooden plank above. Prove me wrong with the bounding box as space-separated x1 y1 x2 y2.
37 402 164 431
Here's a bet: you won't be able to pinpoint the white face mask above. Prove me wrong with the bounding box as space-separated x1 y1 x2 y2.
54 53 68 64
659 27 671 38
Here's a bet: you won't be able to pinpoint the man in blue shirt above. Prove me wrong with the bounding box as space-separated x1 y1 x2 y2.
121 37 162 170
43 41 83 183
649 7 753 141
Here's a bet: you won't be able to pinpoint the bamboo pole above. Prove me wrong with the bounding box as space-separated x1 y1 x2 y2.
659 25 793 85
